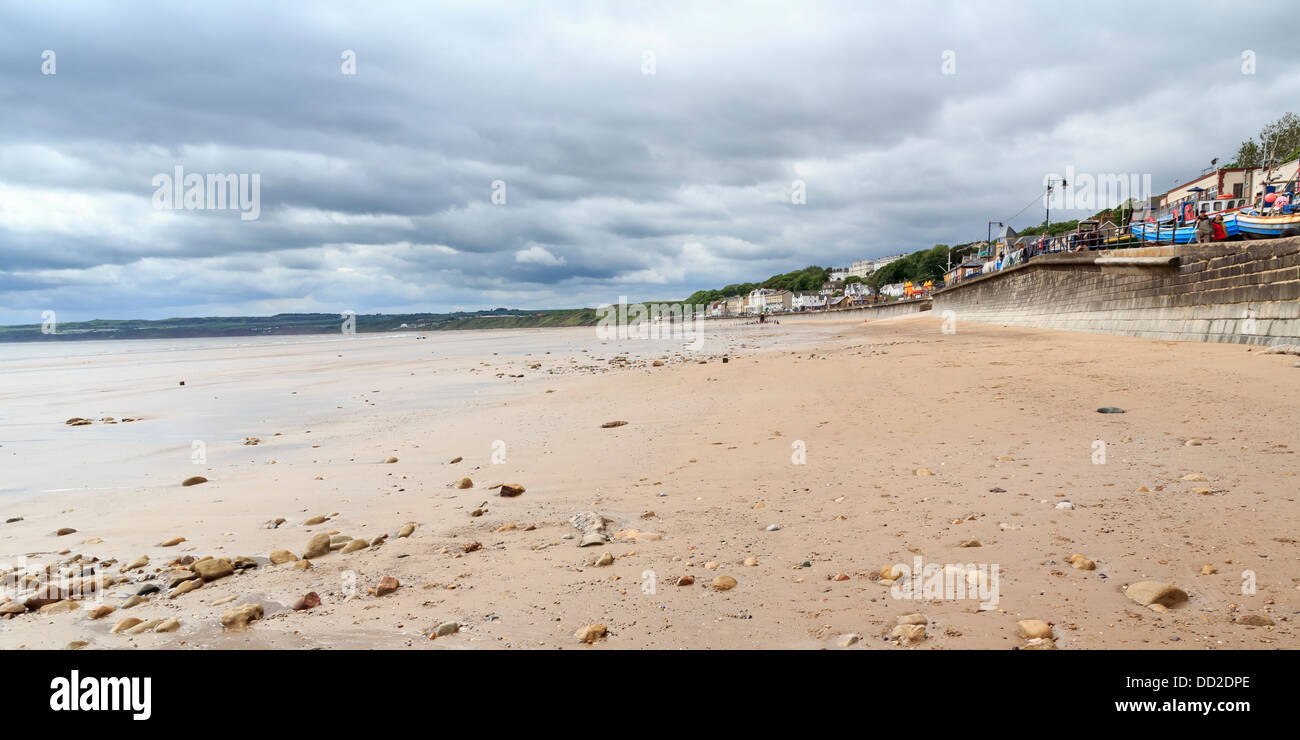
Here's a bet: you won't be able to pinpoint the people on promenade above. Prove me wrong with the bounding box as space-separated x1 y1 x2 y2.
1212 215 1227 241
1195 214 1214 243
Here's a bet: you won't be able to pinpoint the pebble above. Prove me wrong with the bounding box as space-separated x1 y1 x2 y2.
291 592 321 611
1237 614 1275 627
837 633 860 647
765 524 781 531
158 536 186 547
181 476 207 486
711 575 738 591
124 555 149 571
154 618 181 633
269 549 299 564
376 576 400 596
594 552 615 567
302 533 332 559
87 605 116 620
676 575 695 586
1200 564 1218 575
169 579 202 599
958 539 981 548
39 600 79 615
397 523 416 538
743 557 759 566
341 538 369 554
193 558 234 582
120 595 147 609
110 617 143 634
1124 581 1188 608
434 621 460 638
55 527 77 536
575 624 607 643
1017 619 1054 639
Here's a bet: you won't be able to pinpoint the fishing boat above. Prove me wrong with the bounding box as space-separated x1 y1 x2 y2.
1235 208 1300 238
1129 195 1248 243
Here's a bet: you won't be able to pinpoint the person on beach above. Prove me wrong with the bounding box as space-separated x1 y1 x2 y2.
1195 214 1214 243
1212 215 1227 241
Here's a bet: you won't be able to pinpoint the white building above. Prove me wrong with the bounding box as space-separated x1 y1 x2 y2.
848 254 907 279
792 291 826 310
829 267 849 282
879 282 905 298
844 281 872 297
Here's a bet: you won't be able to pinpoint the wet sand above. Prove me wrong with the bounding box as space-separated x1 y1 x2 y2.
1 315 1296 649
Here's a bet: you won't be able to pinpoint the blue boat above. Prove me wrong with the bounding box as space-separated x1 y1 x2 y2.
1236 208 1300 238
1129 195 1247 243
1129 212 1240 243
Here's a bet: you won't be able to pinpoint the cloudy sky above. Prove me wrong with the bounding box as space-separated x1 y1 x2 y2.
2 0 1298 323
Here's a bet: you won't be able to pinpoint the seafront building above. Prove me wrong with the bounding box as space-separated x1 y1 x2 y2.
849 253 907 278
1157 158 1300 212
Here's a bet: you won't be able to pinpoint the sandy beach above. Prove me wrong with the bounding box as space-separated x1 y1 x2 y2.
1 315 1296 649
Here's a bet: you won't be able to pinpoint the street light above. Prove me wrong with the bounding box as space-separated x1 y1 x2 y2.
1044 178 1068 250
987 221 1003 259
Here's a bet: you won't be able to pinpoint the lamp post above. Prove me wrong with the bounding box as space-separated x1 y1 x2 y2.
987 221 1003 260
1044 178 1068 250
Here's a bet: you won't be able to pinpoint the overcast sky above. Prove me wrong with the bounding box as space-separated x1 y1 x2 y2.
2 0 1298 323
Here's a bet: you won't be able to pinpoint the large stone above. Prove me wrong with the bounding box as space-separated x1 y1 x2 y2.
169 579 202 599
1017 619 1054 639
269 549 298 565
302 533 332 559
1124 581 1188 608
221 604 264 630
124 555 149 571
39 599 79 615
86 605 116 620
341 538 369 554
376 576 400 596
125 619 163 634
166 570 198 588
110 617 143 633
193 558 234 582
155 618 181 633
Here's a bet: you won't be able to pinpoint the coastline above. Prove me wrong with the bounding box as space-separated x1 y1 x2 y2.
1 315 1296 649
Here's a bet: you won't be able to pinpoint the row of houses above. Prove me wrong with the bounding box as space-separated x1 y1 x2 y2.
707 281 907 316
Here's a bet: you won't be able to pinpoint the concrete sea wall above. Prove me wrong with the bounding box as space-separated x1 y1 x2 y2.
931 237 1300 345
